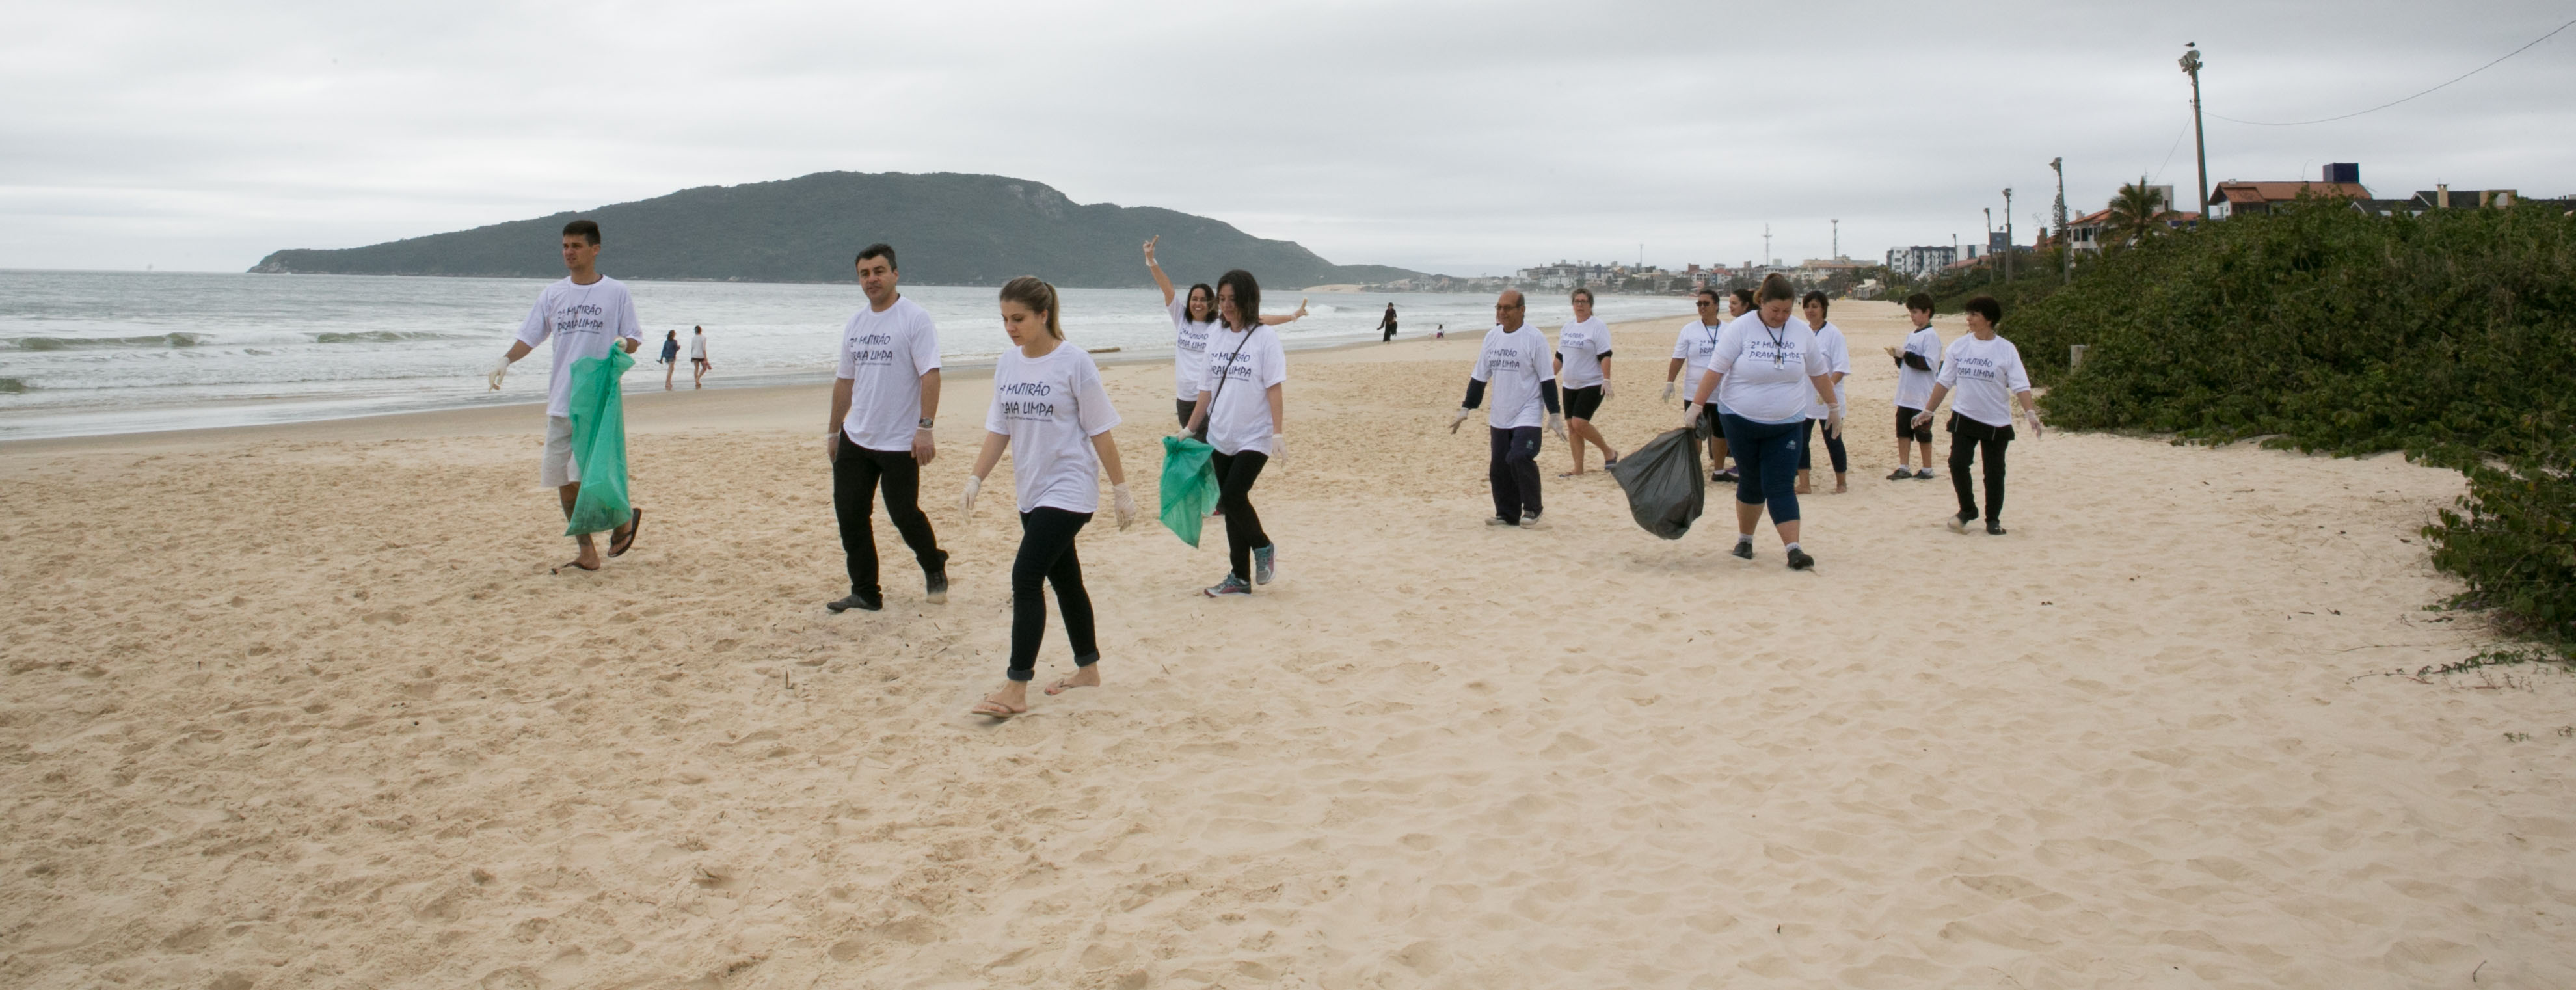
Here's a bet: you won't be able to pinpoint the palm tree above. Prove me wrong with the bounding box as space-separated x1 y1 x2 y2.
2105 176 2169 250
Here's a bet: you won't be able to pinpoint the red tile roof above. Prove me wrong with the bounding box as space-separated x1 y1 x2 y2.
2212 181 2370 205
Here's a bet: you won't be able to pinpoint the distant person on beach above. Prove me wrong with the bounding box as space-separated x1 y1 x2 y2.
824 243 949 613
1797 291 1853 495
689 325 710 388
1380 303 1399 342
1182 269 1287 596
482 219 642 573
659 330 680 390
1435 324 1445 340
1911 294 2041 535
1885 292 1943 480
1449 289 1565 527
1684 273 1838 570
1143 237 1305 427
961 276 1136 717
1553 288 1618 475
1667 289 1735 483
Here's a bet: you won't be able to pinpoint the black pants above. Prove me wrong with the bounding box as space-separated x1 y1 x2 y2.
1382 323 1397 341
1175 398 1198 428
1008 508 1096 681
1798 418 1849 474
1211 449 1272 581
833 436 946 598
1946 414 2014 522
1488 425 1544 520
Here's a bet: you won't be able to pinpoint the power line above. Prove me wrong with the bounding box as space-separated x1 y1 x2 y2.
2207 14 2576 126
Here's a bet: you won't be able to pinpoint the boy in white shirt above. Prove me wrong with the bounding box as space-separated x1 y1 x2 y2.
824 243 949 613
484 219 642 573
1911 295 2043 535
1883 293 1942 479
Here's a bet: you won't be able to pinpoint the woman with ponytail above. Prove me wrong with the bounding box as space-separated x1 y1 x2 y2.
1181 269 1287 596
962 277 1138 717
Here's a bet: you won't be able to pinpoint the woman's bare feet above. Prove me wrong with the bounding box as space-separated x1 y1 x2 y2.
972 682 1030 718
1044 665 1102 696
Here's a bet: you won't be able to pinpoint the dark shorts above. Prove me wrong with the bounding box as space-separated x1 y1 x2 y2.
1896 406 1932 444
1563 385 1603 420
1175 397 1198 428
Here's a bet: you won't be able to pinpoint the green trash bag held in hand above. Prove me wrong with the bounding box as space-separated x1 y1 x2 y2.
563 347 635 537
1158 435 1220 547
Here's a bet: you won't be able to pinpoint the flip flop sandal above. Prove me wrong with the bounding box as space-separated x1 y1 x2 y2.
1044 677 1093 697
609 508 643 557
971 700 1025 719
552 559 600 575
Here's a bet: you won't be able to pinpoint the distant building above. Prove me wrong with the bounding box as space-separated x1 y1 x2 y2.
2066 207 2201 252
1885 245 1957 280
2208 164 2373 219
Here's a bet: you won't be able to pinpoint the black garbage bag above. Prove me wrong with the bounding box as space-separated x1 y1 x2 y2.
1609 427 1706 539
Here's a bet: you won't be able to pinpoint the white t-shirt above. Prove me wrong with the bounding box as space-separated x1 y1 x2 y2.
1711 313 1827 425
1805 322 1853 420
1554 316 1611 389
1936 334 2032 429
1893 326 1943 410
1670 319 1724 395
513 276 644 419
836 297 941 451
1198 325 1287 456
984 345 1122 513
1168 293 1220 401
1473 323 1557 429
688 333 708 360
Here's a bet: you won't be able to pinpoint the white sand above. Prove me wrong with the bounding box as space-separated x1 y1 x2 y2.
4 302 2573 988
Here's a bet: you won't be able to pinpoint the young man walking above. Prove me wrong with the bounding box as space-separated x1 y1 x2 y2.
824 243 950 612
484 219 642 572
1449 290 1566 527
1912 295 2042 535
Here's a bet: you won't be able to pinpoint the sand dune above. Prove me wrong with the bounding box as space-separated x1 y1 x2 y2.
5 302 2574 988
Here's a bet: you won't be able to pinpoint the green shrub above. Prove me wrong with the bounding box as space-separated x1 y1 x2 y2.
2426 443 2576 651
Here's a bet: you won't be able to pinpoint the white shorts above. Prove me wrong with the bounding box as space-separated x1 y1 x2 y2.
541 416 581 488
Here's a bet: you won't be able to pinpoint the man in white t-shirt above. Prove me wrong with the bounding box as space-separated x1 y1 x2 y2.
1449 290 1567 527
483 219 643 573
824 243 949 613
688 325 710 389
1911 295 2041 535
1883 293 1943 480
1553 288 1618 475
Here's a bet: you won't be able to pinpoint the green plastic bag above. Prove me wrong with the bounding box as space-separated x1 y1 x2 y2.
1159 435 1220 547
563 347 634 536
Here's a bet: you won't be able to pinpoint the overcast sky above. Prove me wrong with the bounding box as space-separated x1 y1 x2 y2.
6 0 2571 276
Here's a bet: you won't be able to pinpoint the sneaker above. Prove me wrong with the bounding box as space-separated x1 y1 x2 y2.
1886 468 1913 481
1715 470 1739 484
1730 541 1754 560
1253 544 1276 585
1786 547 1816 570
1946 515 1972 534
827 592 883 613
1522 509 1542 523
1486 515 1520 527
1985 521 2008 536
924 567 949 604
1203 574 1252 597
1916 468 1936 480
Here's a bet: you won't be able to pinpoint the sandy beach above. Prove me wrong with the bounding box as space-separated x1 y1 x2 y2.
6 301 2575 988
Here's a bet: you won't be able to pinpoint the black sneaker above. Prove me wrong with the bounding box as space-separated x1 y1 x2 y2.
1485 515 1520 527
924 567 949 604
827 592 883 613
1522 509 1542 523
1786 547 1816 570
1985 521 2007 536
1730 541 1754 560
1946 515 1974 535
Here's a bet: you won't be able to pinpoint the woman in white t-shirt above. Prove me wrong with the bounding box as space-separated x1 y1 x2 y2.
1181 269 1288 597
1553 288 1618 475
961 277 1139 718
1144 237 1305 427
1797 291 1853 494
1910 294 2041 535
1682 274 1841 570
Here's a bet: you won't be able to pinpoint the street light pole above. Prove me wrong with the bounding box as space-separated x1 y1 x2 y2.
2180 43 2208 221
2002 188 2014 282
2050 157 2069 283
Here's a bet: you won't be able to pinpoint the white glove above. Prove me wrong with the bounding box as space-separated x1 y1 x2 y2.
1448 407 1473 433
1679 403 1700 431
485 354 513 391
1602 380 1614 402
1112 483 1138 530
1912 408 1936 429
2024 407 2045 438
1825 404 1844 440
1270 433 1287 466
960 475 982 514
1661 381 1676 403
1546 413 1566 441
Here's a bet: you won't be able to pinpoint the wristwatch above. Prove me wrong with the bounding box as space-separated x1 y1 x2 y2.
917 418 935 429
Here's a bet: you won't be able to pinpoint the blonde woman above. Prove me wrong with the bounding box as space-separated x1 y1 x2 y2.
961 277 1138 718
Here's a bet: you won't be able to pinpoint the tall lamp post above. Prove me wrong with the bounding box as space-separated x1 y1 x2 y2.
2180 43 2208 221
2050 157 2069 283
2002 188 2014 282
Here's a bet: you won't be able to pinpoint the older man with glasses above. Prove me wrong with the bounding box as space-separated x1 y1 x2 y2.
1449 290 1566 527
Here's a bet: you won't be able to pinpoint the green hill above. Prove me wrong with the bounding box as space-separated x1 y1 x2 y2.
248 171 1424 289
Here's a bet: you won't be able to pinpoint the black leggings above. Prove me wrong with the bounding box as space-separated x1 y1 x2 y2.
1947 414 2013 522
1211 449 1272 581
1797 418 1849 474
833 436 947 598
1008 507 1097 682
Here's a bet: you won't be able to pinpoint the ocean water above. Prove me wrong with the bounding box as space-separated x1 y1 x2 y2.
0 271 1688 440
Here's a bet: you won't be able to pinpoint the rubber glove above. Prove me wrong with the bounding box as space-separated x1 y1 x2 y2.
1447 407 1473 433
485 354 513 391
960 475 982 513
1547 413 1566 441
2024 407 2046 439
824 430 840 464
1601 380 1614 401
1912 408 1936 430
1660 381 1676 403
1679 403 1701 432
1825 403 1844 440
1270 434 1287 466
1112 483 1138 530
